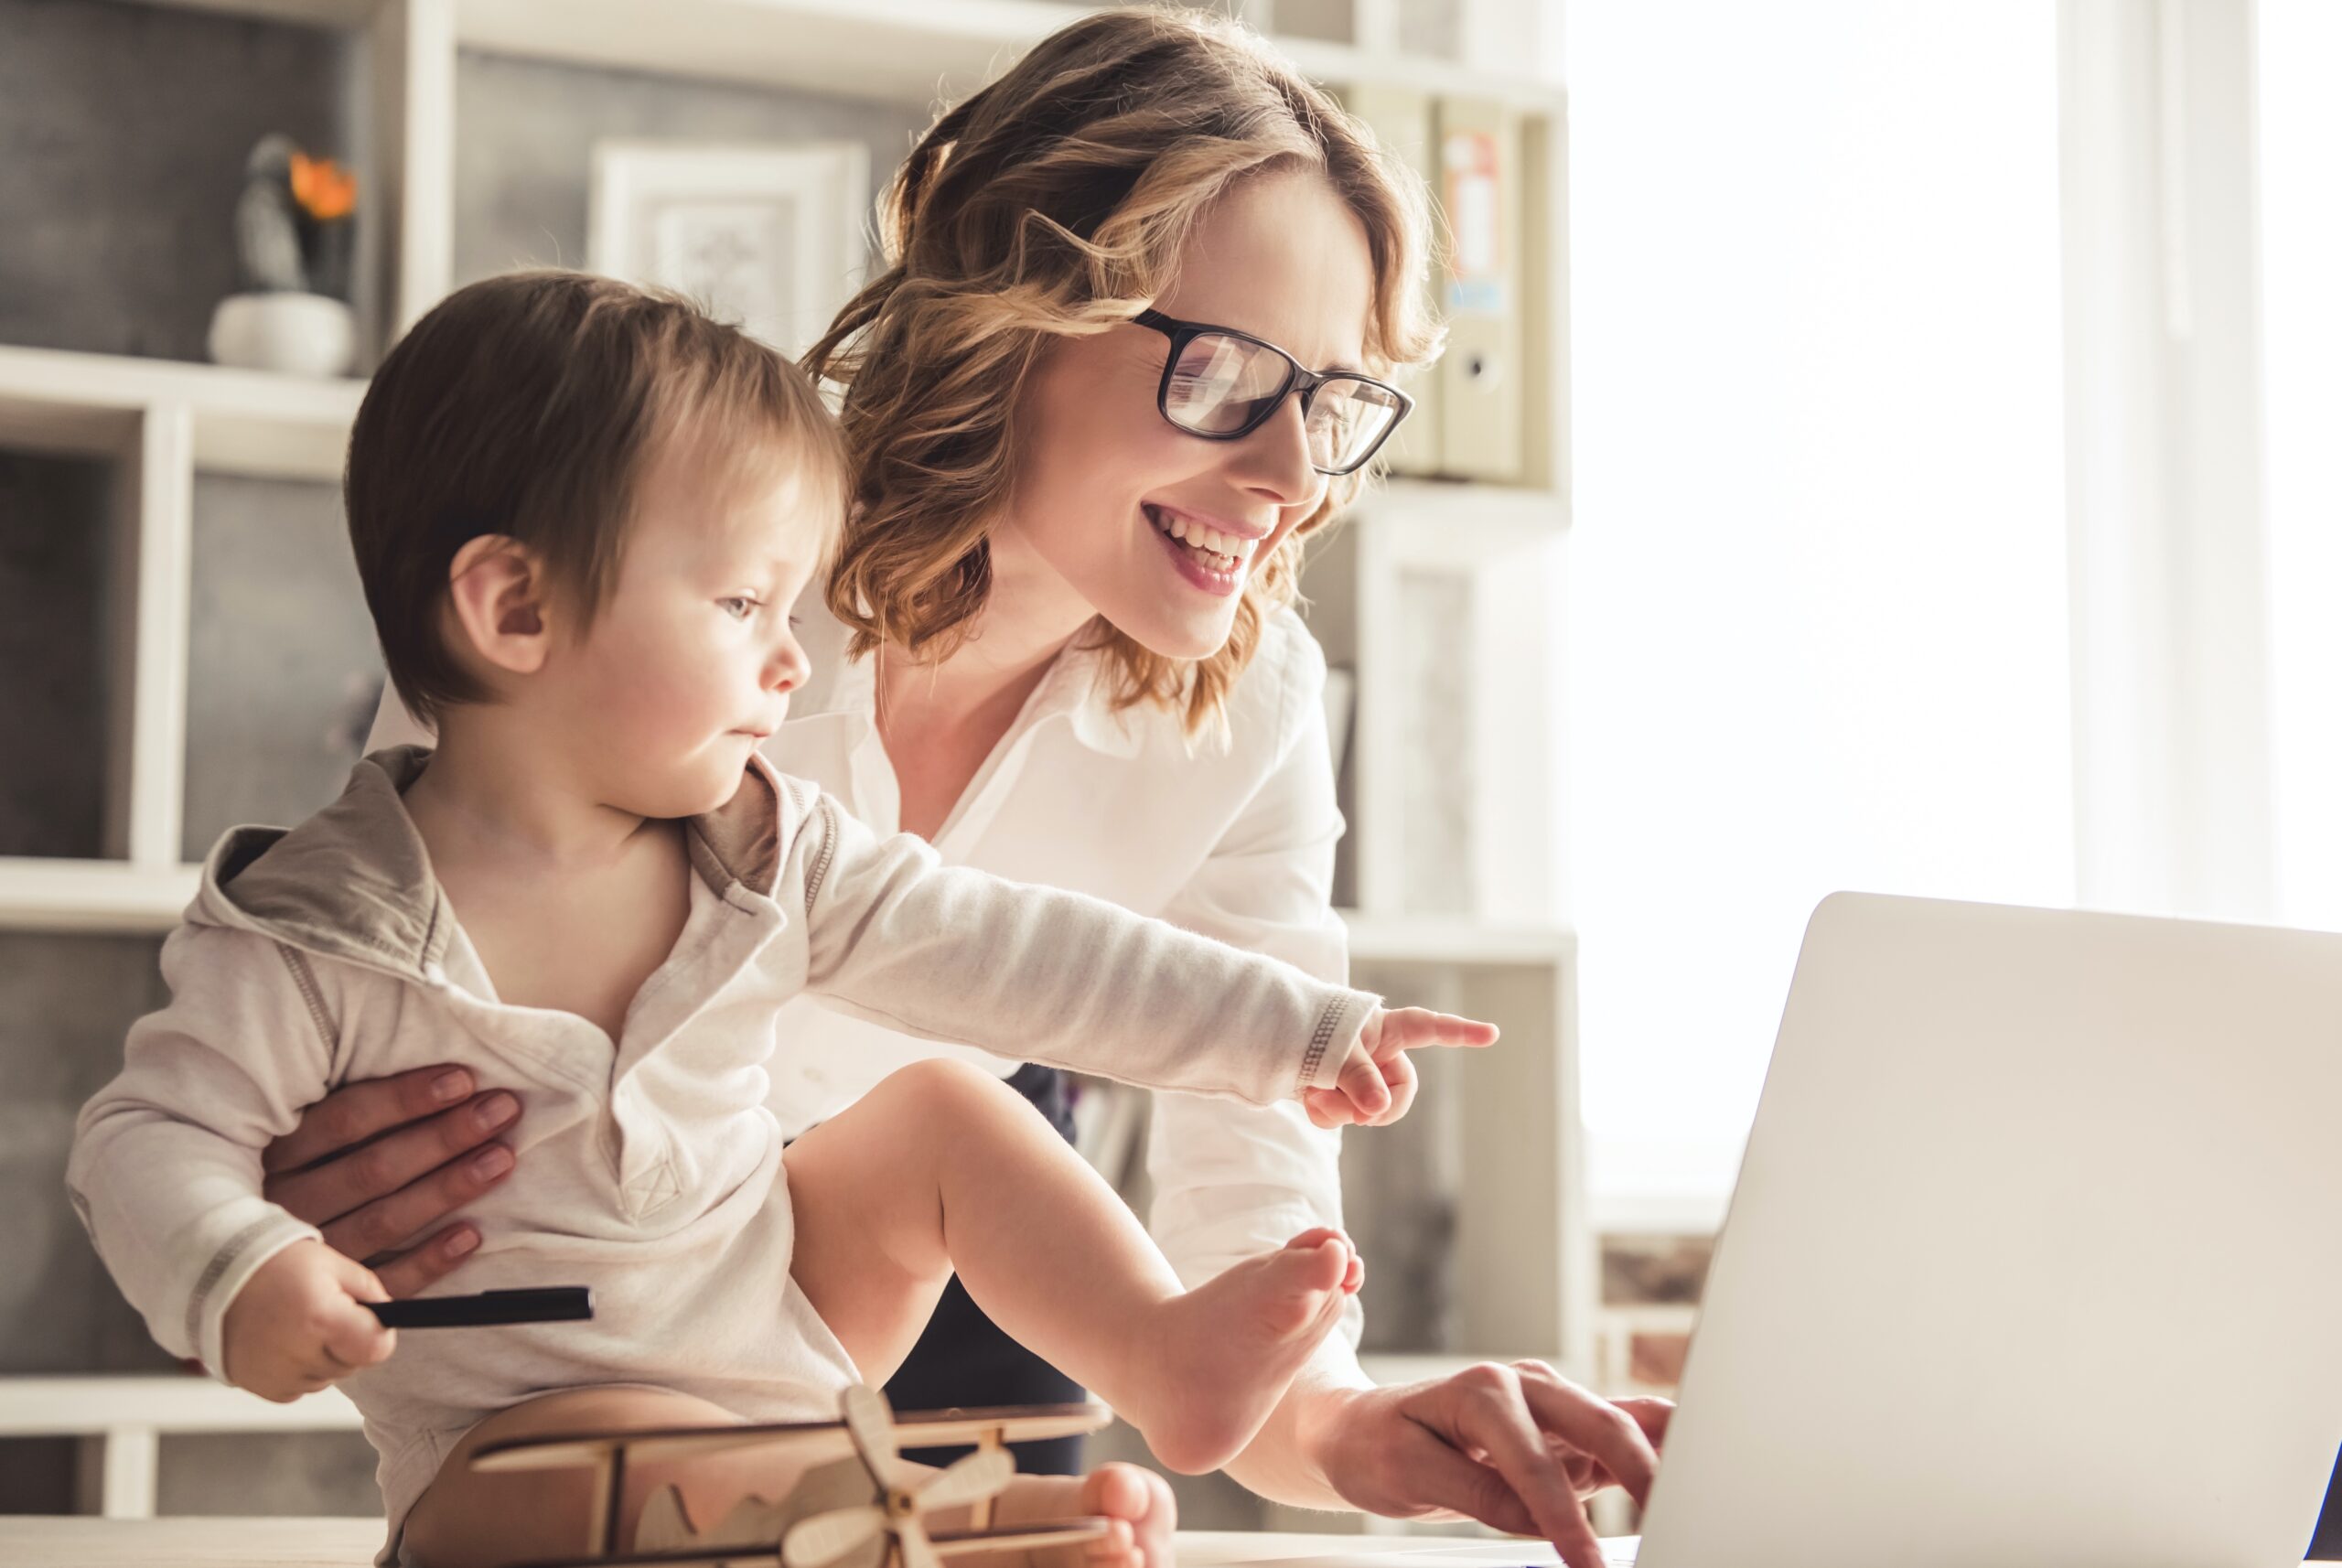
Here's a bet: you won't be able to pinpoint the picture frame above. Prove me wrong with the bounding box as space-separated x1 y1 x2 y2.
587 140 872 360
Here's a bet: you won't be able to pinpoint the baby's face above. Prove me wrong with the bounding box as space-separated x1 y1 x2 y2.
543 436 829 821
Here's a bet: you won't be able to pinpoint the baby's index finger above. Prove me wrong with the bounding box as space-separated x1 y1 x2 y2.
1381 1008 1501 1051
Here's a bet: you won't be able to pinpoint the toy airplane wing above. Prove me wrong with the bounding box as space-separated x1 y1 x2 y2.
472 1388 1117 1568
506 1520 1114 1568
471 1402 1110 1474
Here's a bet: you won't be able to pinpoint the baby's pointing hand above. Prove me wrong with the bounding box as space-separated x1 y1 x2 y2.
1303 1007 1499 1129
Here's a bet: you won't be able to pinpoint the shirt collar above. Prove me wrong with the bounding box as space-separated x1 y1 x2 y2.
824 629 1146 762
1033 635 1146 759
191 745 787 985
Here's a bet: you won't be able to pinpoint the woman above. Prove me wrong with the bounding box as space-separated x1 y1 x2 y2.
291 13 1665 1567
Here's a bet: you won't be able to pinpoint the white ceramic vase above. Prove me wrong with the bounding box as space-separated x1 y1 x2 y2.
207 291 357 378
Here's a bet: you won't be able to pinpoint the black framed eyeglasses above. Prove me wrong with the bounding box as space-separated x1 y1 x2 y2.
1133 308 1413 477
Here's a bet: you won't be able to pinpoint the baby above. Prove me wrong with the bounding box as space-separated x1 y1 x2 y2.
67 271 1494 1568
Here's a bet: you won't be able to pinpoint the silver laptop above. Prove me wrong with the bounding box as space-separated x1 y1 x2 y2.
1618 893 2342 1568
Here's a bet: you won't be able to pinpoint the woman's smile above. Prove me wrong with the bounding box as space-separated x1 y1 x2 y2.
1144 501 1257 596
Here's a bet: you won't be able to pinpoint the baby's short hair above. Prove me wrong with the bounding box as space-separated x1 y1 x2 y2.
345 269 846 725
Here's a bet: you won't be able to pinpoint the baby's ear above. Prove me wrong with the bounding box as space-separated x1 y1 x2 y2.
445 535 554 678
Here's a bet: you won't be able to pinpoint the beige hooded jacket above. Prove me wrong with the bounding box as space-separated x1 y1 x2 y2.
67 746 1375 1543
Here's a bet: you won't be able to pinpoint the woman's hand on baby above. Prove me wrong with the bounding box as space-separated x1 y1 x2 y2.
220 1239 396 1402
1303 1007 1499 1128
263 1064 521 1297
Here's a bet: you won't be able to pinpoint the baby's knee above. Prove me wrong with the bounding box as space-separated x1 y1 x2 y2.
872 1057 1026 1123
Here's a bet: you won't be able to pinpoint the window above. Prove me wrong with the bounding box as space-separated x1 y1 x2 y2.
1567 4 2072 1223
2261 0 2342 931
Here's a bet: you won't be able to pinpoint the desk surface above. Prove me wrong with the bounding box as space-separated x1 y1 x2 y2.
0 1520 1562 1568
0 1518 2320 1568
0 1520 1564 1568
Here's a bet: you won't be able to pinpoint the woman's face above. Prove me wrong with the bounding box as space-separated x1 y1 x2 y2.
1004 165 1377 660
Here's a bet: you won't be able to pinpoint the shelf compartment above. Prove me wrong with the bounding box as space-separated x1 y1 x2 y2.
0 445 123 864
0 1 360 365
180 472 383 859
1304 494 1569 924
0 1375 363 1521
0 399 191 871
446 45 924 304
1342 942 1594 1378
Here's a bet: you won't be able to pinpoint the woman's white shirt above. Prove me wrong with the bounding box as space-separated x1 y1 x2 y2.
765 604 1360 1345
362 603 1359 1344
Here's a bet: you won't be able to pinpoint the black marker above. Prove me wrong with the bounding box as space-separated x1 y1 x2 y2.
366 1286 593 1328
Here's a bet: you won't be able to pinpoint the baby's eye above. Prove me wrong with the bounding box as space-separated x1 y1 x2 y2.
719 596 759 620
789 613 803 629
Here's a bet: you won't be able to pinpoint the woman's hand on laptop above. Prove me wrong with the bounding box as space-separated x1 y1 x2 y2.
263 1065 521 1296
1306 1360 1671 1568
1303 1007 1500 1128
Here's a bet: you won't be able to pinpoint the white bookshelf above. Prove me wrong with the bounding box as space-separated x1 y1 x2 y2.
0 860 200 934
0 1376 363 1520
0 346 362 482
1341 909 1572 966
5 0 1591 1515
0 344 363 931
1340 921 1595 1381
143 0 1570 111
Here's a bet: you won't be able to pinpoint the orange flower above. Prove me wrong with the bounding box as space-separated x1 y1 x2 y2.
290 152 358 221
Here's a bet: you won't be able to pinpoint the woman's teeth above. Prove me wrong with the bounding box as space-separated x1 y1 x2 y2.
1147 506 1255 571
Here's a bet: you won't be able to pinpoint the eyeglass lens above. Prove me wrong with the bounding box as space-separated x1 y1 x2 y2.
1165 332 1403 471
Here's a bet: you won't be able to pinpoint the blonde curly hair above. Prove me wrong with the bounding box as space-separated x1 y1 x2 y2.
802 6 1442 736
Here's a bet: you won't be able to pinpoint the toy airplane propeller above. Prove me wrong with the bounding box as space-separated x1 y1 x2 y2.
783 1385 1014 1568
467 1385 1114 1568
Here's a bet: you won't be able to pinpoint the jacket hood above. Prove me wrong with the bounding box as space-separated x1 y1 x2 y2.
188 745 786 983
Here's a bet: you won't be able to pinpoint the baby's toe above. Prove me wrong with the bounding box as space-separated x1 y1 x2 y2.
1270 1233 1352 1298
1079 1464 1152 1525
1281 1226 1346 1254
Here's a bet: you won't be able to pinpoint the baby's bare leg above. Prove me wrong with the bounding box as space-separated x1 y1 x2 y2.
783 1059 1359 1474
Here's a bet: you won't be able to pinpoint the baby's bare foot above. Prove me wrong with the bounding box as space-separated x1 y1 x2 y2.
1132 1228 1361 1474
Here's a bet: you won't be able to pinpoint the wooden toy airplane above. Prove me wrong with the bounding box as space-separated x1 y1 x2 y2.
467 1384 1115 1568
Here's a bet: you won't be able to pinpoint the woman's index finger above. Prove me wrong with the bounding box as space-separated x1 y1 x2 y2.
261 1064 473 1174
